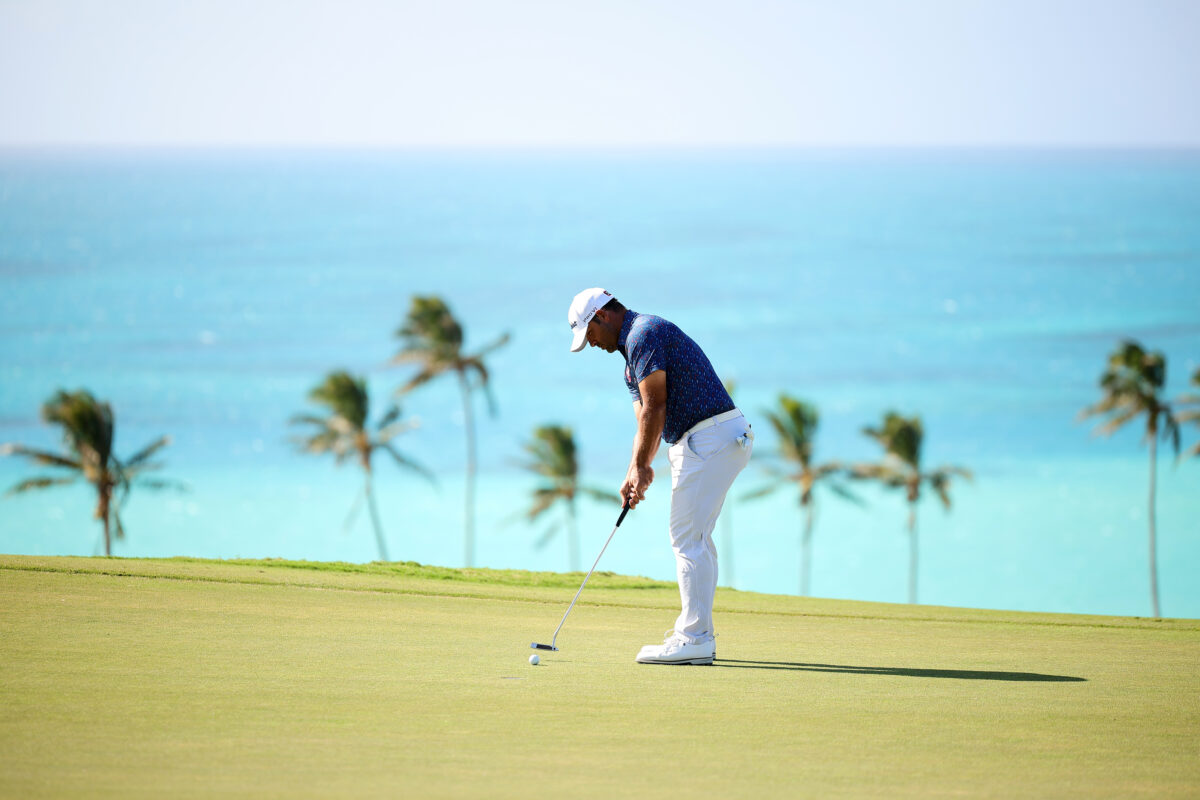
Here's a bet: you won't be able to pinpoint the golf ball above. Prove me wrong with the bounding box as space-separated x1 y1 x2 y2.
529 654 540 666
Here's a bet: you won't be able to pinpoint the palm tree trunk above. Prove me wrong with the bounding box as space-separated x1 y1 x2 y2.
97 486 112 557
801 502 813 597
365 468 389 563
102 509 111 557
908 504 918 605
568 502 580 573
458 371 476 567
1149 434 1160 618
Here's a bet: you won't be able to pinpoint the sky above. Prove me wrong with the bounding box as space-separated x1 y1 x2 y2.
1 0 1199 148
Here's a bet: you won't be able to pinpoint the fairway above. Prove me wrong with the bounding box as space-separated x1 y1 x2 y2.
2 556 1198 798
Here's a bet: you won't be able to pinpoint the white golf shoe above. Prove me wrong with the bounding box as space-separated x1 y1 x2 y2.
636 630 715 665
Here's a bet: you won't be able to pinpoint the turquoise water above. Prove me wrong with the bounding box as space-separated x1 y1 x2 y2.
2 149 1198 617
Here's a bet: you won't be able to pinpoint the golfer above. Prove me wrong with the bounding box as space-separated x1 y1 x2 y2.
568 288 753 665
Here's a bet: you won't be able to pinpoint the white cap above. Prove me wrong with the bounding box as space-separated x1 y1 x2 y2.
567 287 614 352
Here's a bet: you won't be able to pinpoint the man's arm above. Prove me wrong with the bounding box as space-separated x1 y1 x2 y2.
621 370 666 508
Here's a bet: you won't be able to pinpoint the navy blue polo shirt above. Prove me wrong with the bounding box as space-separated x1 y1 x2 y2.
619 310 735 444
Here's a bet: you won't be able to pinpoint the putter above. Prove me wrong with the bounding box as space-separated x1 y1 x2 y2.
531 501 631 652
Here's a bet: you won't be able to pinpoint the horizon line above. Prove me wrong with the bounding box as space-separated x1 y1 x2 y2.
3 142 1200 156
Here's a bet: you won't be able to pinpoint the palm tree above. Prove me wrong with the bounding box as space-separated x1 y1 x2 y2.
743 395 858 596
392 296 510 567
291 371 431 562
850 412 971 605
1175 367 1200 462
1 389 181 556
518 425 620 571
1078 340 1180 618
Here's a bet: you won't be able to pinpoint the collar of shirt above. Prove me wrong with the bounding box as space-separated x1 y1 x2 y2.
617 309 639 359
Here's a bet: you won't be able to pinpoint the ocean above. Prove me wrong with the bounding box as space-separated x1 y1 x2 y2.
2 148 1198 617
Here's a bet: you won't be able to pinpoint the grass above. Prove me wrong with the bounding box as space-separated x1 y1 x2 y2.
2 555 1198 798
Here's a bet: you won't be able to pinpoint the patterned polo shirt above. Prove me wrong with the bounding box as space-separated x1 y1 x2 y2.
619 310 735 444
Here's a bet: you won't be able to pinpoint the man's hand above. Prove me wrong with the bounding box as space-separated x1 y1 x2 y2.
621 464 655 508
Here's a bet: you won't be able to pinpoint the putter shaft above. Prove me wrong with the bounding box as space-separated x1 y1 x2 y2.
531 503 631 652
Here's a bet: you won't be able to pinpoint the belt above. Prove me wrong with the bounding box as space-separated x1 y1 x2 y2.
680 408 743 440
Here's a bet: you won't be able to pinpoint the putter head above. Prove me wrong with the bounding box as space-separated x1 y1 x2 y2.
531 642 558 651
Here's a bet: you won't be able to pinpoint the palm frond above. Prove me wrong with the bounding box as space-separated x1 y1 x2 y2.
534 520 562 550
520 426 577 483
377 405 402 430
471 331 511 361
847 462 900 482
377 418 419 444
395 296 464 352
288 413 332 429
932 466 974 482
132 478 189 493
761 394 818 467
327 416 361 437
742 482 782 501
1076 395 1125 422
41 389 115 468
389 347 443 367
811 461 847 479
395 366 445 396
862 411 923 469
479 371 500 418
934 484 953 510
825 482 865 506
1093 407 1141 437
1082 341 1170 439
0 444 83 470
847 461 911 490
111 457 132 506
308 372 369 431
753 463 790 480
392 297 468 398
926 466 970 509
121 461 168 481
460 358 500 417
292 430 342 455
465 333 510 416
6 476 78 495
526 486 563 522
1162 413 1181 456
124 436 172 469
379 443 437 484
579 486 622 505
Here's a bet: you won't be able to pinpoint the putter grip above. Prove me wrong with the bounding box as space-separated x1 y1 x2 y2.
616 501 631 527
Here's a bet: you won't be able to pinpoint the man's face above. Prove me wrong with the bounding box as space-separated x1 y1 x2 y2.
585 308 621 353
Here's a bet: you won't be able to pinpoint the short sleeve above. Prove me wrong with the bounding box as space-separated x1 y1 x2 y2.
627 325 666 388
625 363 641 402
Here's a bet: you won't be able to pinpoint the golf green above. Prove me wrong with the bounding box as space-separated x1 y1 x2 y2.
2 556 1198 798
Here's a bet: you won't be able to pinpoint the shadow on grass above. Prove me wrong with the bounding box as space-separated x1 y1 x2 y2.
714 659 1086 682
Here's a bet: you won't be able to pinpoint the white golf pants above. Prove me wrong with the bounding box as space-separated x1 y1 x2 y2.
667 410 753 644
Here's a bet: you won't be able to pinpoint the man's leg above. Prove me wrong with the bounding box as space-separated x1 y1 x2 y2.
703 521 720 637
666 417 752 643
